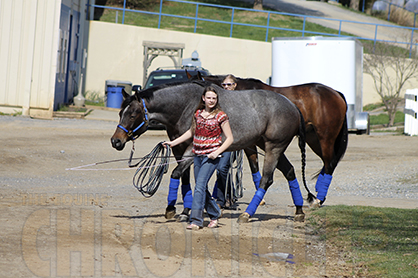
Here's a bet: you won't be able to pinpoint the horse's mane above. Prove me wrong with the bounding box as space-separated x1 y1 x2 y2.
121 80 212 108
120 78 222 109
204 75 267 86
238 77 266 85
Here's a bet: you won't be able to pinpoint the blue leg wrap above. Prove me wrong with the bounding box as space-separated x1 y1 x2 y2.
167 178 180 207
315 174 324 192
316 174 332 202
288 179 304 207
212 181 218 199
245 188 266 216
315 168 325 192
181 183 193 209
252 171 262 190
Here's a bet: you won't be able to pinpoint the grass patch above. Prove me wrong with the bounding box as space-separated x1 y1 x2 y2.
97 0 355 43
370 111 405 125
0 111 22 116
96 0 413 57
363 102 385 111
308 205 418 277
57 106 88 113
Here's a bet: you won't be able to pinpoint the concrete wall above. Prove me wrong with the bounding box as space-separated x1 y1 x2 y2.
66 21 418 108
85 21 272 97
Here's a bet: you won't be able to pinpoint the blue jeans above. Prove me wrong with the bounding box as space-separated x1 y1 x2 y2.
190 156 222 227
216 152 232 207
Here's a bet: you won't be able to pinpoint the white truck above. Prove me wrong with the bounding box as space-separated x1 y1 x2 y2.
271 36 369 134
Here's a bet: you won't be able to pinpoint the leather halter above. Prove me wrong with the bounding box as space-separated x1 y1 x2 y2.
117 98 149 140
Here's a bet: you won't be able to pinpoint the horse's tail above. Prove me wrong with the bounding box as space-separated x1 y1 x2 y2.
296 108 315 203
329 92 349 173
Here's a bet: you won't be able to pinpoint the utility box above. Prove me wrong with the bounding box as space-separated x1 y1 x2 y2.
271 36 369 134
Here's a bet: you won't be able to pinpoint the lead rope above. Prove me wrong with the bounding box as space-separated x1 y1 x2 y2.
131 142 171 197
233 150 244 200
224 150 244 204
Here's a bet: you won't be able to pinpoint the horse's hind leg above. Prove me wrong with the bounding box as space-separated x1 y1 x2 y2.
243 147 262 189
308 134 340 207
238 143 284 223
313 142 334 207
276 154 305 222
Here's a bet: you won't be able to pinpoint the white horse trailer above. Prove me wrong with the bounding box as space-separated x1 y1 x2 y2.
271 37 369 134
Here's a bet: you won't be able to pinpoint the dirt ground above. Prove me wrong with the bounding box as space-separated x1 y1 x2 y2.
0 116 417 278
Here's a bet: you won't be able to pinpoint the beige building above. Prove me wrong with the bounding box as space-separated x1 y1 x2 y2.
0 0 89 118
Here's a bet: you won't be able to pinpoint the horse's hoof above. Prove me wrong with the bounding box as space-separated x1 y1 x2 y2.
310 198 321 209
294 213 305 222
165 206 176 219
177 213 189 222
237 212 250 223
260 199 266 206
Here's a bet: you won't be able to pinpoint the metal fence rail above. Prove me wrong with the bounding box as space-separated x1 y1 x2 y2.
87 0 418 57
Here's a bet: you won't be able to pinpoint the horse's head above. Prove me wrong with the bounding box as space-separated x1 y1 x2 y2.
110 90 149 151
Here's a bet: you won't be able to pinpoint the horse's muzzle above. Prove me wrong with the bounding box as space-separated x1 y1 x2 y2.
111 137 126 151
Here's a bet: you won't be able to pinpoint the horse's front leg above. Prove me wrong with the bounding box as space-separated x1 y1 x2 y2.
165 144 194 220
238 143 282 223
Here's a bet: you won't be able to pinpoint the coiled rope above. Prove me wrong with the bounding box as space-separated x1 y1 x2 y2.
131 142 172 198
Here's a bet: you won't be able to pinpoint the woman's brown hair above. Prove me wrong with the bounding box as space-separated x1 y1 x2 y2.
223 74 237 84
191 86 222 133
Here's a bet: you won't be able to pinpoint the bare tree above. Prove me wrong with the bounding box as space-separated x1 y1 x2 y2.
363 42 418 127
253 0 263 10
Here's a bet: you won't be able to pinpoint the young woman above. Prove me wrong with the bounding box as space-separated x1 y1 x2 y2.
163 86 234 230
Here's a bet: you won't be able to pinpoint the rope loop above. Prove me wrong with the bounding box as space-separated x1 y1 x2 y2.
132 142 171 197
225 150 244 202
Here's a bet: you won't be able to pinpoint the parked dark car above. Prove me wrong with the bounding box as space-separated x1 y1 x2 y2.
136 67 210 129
143 67 210 89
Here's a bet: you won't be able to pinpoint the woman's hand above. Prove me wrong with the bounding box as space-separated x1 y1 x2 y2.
207 152 218 160
163 129 193 149
162 141 173 148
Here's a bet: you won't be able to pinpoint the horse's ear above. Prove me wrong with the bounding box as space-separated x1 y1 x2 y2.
197 71 204 81
122 88 130 100
186 69 192 80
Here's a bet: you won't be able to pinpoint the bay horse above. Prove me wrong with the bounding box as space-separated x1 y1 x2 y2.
198 74 348 206
111 81 314 222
